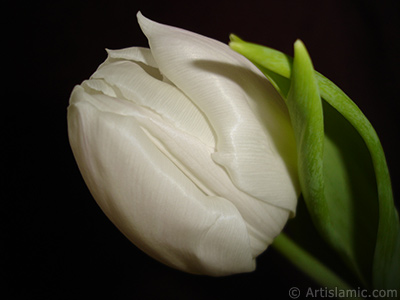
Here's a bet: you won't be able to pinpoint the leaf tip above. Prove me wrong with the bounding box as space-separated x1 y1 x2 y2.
229 34 245 51
293 39 307 53
229 34 243 42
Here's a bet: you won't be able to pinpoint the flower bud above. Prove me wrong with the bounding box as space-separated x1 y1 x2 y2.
68 12 300 276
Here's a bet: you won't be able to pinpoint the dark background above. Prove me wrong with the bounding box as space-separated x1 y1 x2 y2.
4 0 399 299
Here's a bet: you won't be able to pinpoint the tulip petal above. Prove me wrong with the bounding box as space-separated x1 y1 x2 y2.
137 12 299 213
133 101 290 256
80 47 293 257
90 58 216 148
104 47 158 68
68 14 303 276
68 85 255 276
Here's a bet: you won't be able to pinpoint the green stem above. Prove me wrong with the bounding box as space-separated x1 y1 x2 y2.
272 233 363 300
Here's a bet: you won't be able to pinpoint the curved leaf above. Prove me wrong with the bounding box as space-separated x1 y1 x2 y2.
230 35 400 291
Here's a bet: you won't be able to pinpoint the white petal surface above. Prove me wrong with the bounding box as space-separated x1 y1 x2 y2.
135 106 290 256
90 58 215 147
137 12 299 212
85 47 293 256
104 47 158 68
68 86 255 276
68 13 301 276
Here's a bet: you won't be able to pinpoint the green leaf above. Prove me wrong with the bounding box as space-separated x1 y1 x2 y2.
285 40 327 244
230 36 400 291
317 74 400 292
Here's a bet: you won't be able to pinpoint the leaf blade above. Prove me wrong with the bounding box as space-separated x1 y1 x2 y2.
230 36 400 290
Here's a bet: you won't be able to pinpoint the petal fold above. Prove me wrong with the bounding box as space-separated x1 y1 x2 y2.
68 13 301 276
137 12 299 213
68 86 255 276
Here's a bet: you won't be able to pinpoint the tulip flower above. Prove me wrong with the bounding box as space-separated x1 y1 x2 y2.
68 12 300 276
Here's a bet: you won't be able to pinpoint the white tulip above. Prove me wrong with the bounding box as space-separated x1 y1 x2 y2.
68 12 300 276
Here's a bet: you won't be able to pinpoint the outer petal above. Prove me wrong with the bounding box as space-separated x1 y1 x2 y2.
135 106 291 256
137 12 299 213
89 58 215 147
68 14 302 276
68 86 255 276
104 47 158 68
85 49 292 256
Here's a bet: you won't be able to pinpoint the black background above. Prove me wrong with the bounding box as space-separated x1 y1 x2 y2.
4 0 400 299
